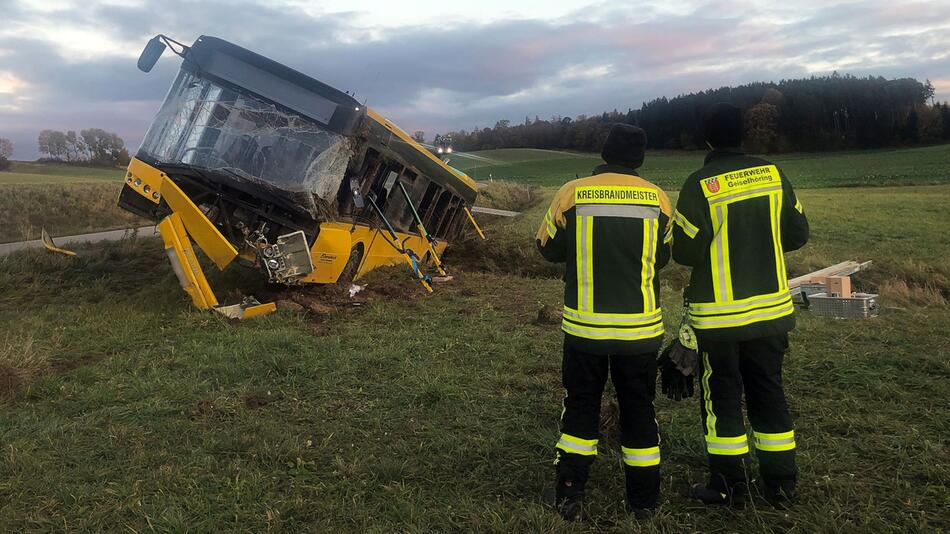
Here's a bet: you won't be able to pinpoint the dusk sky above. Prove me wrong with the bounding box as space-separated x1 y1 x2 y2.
1 0 948 159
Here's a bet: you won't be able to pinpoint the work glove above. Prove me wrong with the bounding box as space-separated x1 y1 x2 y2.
657 324 699 401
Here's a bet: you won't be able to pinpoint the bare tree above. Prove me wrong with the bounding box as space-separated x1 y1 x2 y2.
81 128 127 166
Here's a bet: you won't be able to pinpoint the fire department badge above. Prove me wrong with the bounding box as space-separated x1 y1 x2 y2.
704 177 721 194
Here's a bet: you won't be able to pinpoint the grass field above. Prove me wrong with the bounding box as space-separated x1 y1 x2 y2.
450 144 950 188
0 162 125 185
0 153 948 531
2 144 949 243
0 163 143 243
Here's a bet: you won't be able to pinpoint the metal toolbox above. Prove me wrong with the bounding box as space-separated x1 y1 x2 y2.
801 283 827 298
807 292 879 318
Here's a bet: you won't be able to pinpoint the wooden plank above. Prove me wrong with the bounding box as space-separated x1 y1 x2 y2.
470 206 520 217
788 260 872 295
788 261 857 288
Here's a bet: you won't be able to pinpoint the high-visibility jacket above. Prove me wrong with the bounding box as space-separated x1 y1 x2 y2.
672 150 809 341
537 164 673 355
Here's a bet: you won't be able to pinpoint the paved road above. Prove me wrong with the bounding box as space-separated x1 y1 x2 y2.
0 226 157 256
0 206 522 256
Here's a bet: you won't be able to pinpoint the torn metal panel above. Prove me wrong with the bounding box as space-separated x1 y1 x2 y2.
41 228 77 257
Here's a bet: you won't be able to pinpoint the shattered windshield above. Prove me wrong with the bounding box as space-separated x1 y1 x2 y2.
138 70 352 216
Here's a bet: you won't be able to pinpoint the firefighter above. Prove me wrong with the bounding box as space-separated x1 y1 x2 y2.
672 103 809 508
537 124 673 520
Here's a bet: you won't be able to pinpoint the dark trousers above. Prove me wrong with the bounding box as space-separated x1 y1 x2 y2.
697 334 798 493
555 337 660 509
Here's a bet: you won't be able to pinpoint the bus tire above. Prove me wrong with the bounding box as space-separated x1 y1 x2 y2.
336 243 364 288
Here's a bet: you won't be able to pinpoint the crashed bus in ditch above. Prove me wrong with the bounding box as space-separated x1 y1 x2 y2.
118 35 484 318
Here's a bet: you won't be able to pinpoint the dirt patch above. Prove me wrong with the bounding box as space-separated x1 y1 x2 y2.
536 304 561 325
191 398 217 418
187 396 239 420
276 299 305 313
0 362 25 395
51 353 105 373
258 265 430 329
245 390 285 409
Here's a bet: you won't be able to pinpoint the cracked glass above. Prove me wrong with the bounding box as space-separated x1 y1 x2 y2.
138 71 353 217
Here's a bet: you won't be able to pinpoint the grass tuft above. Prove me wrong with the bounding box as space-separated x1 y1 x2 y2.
475 180 539 212
0 334 48 395
879 279 947 308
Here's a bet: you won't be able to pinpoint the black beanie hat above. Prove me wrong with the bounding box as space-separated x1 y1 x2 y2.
703 103 743 148
601 124 647 169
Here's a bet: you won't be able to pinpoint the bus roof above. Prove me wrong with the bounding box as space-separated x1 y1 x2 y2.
185 36 364 135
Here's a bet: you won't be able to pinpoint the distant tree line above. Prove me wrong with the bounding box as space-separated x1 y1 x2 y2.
0 137 12 170
37 128 131 167
442 74 949 154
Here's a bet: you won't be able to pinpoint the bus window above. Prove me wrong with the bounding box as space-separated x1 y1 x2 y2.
384 169 418 232
339 148 381 214
432 196 459 238
417 182 441 224
368 160 402 203
426 190 453 230
408 170 430 202
438 197 463 238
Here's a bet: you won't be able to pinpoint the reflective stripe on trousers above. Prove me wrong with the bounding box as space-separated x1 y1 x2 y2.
622 446 660 467
556 433 598 456
753 430 796 452
705 435 750 456
701 351 750 456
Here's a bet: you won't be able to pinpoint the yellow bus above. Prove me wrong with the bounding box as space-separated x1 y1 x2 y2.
119 35 481 318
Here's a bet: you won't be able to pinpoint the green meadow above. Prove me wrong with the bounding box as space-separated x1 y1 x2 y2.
0 147 948 531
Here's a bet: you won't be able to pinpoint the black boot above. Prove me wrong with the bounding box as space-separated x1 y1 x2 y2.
542 475 585 521
762 479 796 510
624 468 659 519
625 503 655 520
688 482 747 509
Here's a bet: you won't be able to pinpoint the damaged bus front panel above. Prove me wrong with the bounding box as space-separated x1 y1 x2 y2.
118 36 478 314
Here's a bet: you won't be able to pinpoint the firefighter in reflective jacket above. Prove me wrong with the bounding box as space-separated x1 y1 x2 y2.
537 124 673 520
672 103 809 508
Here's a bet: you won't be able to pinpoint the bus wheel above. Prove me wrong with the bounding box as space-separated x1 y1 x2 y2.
336 244 364 289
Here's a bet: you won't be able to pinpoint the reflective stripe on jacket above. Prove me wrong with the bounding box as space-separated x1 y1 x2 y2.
537 164 673 355
672 150 809 341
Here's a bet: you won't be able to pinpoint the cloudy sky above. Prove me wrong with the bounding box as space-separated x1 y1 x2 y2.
1 0 948 159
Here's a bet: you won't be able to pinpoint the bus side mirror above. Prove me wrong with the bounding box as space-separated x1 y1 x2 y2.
137 36 167 73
